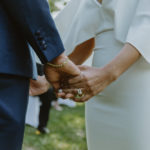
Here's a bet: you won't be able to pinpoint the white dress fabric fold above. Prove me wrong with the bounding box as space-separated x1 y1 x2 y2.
54 0 103 55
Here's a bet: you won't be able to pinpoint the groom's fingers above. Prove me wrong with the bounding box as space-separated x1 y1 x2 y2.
57 92 66 98
67 82 86 88
29 89 34 96
57 92 74 99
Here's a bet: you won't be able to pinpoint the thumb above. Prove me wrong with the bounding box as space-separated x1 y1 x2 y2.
62 59 81 76
78 65 89 71
52 82 61 91
29 89 34 96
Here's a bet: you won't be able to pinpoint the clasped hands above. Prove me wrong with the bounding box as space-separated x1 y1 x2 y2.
44 55 113 102
30 54 113 102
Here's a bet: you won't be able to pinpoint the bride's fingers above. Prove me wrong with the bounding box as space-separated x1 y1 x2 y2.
68 72 84 84
29 89 33 96
62 88 86 95
67 82 86 88
73 94 90 102
56 89 78 99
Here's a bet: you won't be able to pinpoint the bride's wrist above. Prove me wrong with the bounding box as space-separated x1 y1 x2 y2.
100 65 119 82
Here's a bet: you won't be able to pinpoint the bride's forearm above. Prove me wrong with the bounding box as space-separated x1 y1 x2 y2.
68 38 95 65
102 43 141 81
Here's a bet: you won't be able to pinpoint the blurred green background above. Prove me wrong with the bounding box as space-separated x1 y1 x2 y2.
23 104 87 150
48 0 67 12
48 0 59 12
23 1 87 150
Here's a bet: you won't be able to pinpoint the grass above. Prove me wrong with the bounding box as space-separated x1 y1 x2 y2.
23 104 87 150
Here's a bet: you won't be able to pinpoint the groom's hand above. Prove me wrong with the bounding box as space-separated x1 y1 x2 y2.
29 76 50 96
44 53 80 92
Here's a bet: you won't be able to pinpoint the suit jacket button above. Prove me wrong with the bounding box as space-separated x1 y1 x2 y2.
35 30 41 36
43 44 47 50
37 35 43 40
40 40 46 45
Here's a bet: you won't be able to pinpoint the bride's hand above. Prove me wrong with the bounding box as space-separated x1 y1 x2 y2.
59 65 116 102
59 43 141 102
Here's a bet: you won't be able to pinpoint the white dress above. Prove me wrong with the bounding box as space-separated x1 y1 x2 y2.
54 0 150 150
86 1 150 150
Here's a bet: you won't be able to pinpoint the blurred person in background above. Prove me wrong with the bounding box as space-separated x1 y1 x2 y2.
30 63 62 134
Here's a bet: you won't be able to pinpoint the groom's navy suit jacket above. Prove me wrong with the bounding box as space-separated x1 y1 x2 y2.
0 0 64 78
0 1 65 149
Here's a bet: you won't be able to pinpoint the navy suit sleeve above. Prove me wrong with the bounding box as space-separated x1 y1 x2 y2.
1 0 65 64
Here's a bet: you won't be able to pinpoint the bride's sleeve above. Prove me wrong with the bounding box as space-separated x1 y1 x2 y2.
126 0 150 63
54 0 102 55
